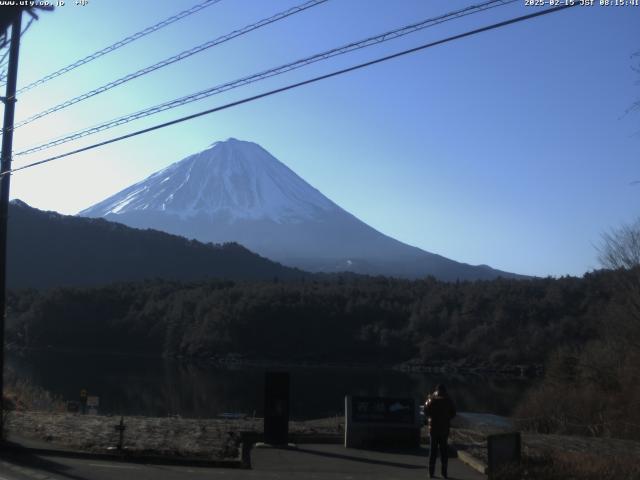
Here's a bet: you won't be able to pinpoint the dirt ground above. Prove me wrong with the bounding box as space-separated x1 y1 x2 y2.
5 410 640 463
450 413 640 466
4 411 344 459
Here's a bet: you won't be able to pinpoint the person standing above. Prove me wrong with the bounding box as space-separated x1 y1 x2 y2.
424 384 456 479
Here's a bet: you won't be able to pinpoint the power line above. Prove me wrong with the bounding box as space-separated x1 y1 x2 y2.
15 0 516 158
20 17 34 38
13 0 328 130
0 18 31 66
15 0 224 95
5 3 578 178
0 18 34 85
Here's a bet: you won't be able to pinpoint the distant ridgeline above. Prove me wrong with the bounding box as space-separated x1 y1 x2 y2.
79 138 526 281
6 267 629 368
7 200 309 289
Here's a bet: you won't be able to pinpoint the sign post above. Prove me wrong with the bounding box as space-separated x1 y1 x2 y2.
114 416 126 450
80 389 87 414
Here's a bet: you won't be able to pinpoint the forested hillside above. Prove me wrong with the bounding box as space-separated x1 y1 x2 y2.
6 269 622 368
7 200 308 289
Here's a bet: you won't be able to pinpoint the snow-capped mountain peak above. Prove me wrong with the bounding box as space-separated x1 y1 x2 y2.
80 137 524 281
80 138 338 223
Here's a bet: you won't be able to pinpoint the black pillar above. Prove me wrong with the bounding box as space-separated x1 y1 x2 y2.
264 371 289 445
0 11 22 439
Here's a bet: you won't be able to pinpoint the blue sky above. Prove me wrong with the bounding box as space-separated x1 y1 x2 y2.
6 0 639 277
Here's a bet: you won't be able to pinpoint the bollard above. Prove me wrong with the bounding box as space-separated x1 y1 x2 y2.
114 416 126 451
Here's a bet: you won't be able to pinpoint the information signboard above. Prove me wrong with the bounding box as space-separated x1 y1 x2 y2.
345 395 420 448
351 396 415 424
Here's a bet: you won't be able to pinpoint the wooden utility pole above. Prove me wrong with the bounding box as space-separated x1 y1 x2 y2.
0 11 22 437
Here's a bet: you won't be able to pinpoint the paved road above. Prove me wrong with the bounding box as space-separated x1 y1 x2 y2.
0 444 485 480
251 444 485 479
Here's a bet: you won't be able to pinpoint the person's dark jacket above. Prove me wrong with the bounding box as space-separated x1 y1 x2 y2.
425 393 456 436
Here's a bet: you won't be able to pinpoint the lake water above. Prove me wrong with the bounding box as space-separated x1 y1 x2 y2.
7 351 533 420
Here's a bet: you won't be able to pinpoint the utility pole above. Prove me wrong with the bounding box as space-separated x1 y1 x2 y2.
0 11 23 438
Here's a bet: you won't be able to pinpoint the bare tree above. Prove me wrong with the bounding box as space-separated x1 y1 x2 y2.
596 219 640 360
598 219 640 270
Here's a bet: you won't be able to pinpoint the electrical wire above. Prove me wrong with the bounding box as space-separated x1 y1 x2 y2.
0 48 7 70
15 0 224 94
12 0 328 130
0 18 35 87
5 3 578 177
15 0 516 158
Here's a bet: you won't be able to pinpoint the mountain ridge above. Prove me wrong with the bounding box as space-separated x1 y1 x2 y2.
80 138 526 281
7 199 309 289
81 138 338 223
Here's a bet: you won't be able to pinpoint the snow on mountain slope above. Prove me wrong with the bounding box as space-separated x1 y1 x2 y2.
80 138 524 280
82 138 338 223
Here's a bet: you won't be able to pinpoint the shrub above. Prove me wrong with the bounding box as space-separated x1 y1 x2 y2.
494 451 640 480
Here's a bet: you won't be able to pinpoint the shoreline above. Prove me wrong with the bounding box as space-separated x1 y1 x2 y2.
7 346 541 378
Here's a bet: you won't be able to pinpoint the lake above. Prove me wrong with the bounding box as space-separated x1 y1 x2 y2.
6 351 533 419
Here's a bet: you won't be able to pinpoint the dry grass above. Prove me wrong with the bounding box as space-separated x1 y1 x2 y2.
3 369 65 413
494 450 640 480
450 413 640 478
3 373 66 441
3 411 344 459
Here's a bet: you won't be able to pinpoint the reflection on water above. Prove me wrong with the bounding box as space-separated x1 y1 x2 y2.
7 351 533 419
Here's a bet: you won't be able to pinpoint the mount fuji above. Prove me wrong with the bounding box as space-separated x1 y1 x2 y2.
80 138 521 280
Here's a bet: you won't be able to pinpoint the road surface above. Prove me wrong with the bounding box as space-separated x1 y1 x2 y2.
1 444 485 479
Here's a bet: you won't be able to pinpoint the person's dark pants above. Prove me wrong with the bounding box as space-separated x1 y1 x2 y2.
429 433 449 477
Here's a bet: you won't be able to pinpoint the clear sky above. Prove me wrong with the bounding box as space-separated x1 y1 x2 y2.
5 0 639 277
